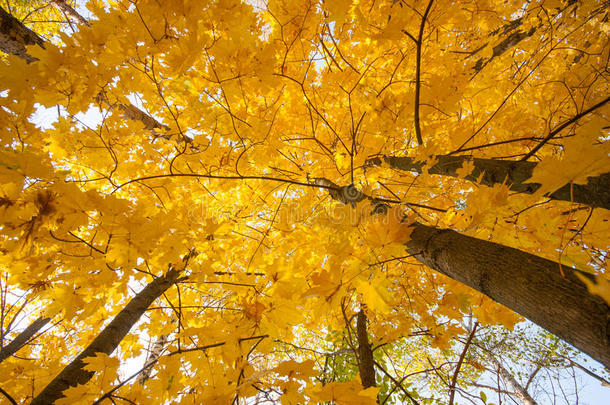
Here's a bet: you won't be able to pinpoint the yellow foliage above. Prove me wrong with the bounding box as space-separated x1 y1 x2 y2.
0 0 608 403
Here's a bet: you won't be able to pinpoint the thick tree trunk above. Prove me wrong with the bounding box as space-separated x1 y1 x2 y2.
356 310 376 389
366 155 610 210
317 179 610 367
0 316 51 363
30 270 181 405
0 6 45 62
405 223 610 369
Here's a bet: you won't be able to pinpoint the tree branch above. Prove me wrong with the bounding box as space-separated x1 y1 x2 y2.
413 0 434 145
365 154 610 209
48 0 90 26
520 95 610 161
449 322 478 405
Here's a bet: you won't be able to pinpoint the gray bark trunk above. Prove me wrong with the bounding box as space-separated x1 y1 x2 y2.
48 0 90 26
366 155 610 210
0 316 51 363
405 223 610 369
482 352 538 405
137 333 169 384
30 270 181 405
317 179 610 368
0 6 45 62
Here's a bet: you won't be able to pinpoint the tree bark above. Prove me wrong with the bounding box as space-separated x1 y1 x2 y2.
0 6 45 62
48 0 90 26
30 270 181 405
356 310 376 389
0 316 51 363
317 179 610 368
470 0 584 72
482 351 538 405
405 222 610 369
137 333 169 384
366 155 610 210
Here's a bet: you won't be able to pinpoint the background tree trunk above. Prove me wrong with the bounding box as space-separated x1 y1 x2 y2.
481 351 538 405
30 270 181 405
48 0 90 26
0 316 50 363
137 333 169 384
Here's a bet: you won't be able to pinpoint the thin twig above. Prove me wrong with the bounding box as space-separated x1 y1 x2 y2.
520 95 610 161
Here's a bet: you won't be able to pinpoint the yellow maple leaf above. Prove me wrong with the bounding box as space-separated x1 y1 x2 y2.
355 278 391 313
311 378 379 405
82 352 120 374
273 359 317 379
577 273 610 305
362 206 413 248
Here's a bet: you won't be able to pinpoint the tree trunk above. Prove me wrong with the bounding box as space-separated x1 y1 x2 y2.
30 270 181 405
48 0 90 26
137 333 169 384
317 179 610 368
366 155 610 210
0 316 51 363
356 310 376 389
405 223 610 369
0 6 45 62
482 351 538 405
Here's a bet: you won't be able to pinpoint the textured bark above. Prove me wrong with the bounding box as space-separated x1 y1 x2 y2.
405 222 610 369
366 155 610 210
317 179 610 367
30 270 181 405
48 0 90 26
473 27 536 72
356 310 376 389
0 316 51 363
471 0 583 72
137 333 169 384
0 6 45 62
482 352 538 405
118 103 170 132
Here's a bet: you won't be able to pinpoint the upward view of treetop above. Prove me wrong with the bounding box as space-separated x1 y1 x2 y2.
0 0 608 403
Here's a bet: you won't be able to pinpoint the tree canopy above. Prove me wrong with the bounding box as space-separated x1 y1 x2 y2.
0 0 609 404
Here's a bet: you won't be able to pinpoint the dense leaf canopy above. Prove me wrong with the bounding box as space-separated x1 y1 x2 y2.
0 0 608 403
